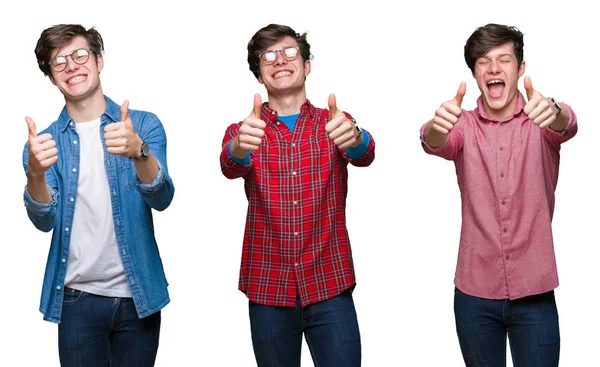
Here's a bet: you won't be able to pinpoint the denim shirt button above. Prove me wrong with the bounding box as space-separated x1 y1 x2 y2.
62 258 66 263
56 286 61 290
72 168 77 173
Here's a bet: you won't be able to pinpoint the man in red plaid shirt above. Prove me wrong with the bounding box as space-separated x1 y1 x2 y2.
220 24 375 366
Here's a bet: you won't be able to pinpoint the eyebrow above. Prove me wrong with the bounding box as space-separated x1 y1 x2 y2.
481 53 513 60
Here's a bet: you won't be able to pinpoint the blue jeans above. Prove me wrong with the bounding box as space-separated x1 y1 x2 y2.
454 288 560 367
249 289 361 367
58 288 161 367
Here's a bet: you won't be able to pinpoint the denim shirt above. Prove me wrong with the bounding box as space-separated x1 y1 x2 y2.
22 96 175 323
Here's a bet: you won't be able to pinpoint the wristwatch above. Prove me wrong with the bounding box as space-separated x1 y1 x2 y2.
549 97 562 116
350 118 363 138
133 140 149 161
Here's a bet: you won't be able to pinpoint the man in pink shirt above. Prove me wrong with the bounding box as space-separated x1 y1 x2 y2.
420 23 577 366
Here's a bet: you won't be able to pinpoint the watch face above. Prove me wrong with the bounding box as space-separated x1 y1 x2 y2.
141 142 149 157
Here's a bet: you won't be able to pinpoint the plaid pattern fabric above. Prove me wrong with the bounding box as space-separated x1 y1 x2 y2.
221 100 375 307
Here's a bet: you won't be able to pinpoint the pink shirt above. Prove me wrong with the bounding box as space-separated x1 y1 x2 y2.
420 92 577 300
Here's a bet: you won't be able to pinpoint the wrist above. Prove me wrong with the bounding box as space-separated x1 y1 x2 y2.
132 136 149 160
27 168 46 179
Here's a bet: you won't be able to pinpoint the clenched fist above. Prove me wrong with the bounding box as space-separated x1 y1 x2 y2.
431 82 466 135
523 76 561 129
325 94 362 149
104 100 143 158
235 93 266 155
26 116 58 176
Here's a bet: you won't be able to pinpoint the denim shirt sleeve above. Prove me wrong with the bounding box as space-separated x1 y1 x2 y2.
132 112 174 211
22 142 59 232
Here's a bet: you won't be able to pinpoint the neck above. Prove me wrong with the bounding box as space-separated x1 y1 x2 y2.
482 93 520 121
267 86 307 115
65 87 106 122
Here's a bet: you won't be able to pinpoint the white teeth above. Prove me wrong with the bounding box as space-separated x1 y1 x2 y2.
274 71 291 78
487 80 503 85
68 76 86 84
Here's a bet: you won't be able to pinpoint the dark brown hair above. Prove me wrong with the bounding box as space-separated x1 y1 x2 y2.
464 23 524 73
35 24 104 76
247 24 312 79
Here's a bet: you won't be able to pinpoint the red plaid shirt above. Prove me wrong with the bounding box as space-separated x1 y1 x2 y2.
220 100 375 307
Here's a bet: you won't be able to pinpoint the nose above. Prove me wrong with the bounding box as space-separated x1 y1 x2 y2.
64 56 80 72
273 50 287 66
489 59 500 73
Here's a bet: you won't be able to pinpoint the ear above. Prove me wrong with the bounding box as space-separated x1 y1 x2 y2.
518 60 526 77
49 74 57 86
257 74 264 84
96 54 104 73
304 59 311 77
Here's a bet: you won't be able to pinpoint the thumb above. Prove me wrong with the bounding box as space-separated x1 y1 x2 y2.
328 93 339 118
252 93 262 119
452 82 466 107
120 100 131 122
25 116 37 139
524 76 535 100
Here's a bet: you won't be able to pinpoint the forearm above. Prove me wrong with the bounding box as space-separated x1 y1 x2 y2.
26 172 51 203
133 154 159 184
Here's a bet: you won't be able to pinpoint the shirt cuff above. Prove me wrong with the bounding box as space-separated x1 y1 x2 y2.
419 126 450 153
228 140 251 165
23 185 58 215
345 128 370 159
134 159 166 192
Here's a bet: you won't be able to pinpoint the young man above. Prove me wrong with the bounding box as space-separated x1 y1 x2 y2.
220 24 375 366
420 23 577 366
23 24 174 366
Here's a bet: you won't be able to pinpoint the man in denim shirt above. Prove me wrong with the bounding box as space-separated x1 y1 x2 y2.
22 24 174 366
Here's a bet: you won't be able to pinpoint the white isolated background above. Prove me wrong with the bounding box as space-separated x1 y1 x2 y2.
1 0 597 366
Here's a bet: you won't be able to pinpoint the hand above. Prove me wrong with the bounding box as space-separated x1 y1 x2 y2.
325 94 362 149
523 76 559 129
431 82 466 135
236 93 266 153
104 100 143 157
26 116 58 176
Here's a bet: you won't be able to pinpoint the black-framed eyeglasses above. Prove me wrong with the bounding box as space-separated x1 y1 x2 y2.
51 48 91 72
259 47 299 65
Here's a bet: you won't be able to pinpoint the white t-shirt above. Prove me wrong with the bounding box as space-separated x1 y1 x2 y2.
64 117 132 297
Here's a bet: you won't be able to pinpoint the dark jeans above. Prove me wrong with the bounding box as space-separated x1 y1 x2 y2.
58 288 161 367
249 289 361 367
454 287 560 367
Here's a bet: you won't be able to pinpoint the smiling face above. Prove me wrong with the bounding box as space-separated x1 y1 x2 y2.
257 36 310 96
49 36 103 103
474 42 525 120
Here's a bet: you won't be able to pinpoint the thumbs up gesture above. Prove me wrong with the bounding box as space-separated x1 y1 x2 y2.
236 93 266 153
431 82 466 135
104 100 143 157
523 76 560 129
26 116 58 176
325 94 363 149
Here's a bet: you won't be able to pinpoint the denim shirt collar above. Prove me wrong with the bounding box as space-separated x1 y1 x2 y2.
57 95 121 132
